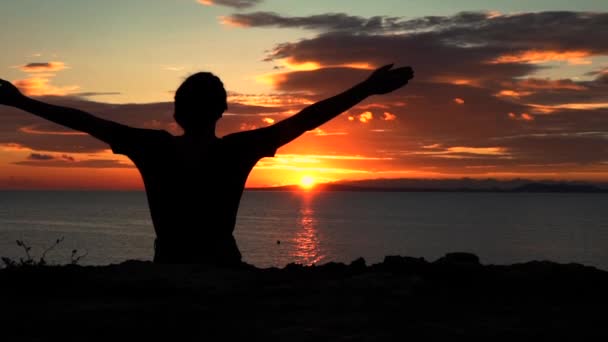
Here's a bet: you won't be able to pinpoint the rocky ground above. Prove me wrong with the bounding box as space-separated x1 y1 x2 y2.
1 253 607 341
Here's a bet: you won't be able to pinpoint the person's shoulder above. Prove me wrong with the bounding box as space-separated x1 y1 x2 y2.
115 127 174 145
221 127 277 158
222 126 273 142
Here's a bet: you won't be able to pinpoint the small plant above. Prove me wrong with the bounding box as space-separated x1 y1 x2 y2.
1 237 87 268
70 249 88 265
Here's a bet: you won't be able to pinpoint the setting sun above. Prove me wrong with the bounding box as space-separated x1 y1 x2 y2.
299 175 316 190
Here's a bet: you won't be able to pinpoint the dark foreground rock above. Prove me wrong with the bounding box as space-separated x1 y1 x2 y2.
1 253 607 341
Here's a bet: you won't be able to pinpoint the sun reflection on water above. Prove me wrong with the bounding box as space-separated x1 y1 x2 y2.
291 194 324 265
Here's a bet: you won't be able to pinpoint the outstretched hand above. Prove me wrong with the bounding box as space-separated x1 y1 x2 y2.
0 79 26 107
362 64 414 95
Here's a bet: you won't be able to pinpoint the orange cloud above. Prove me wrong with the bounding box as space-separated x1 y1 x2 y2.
274 153 392 162
359 103 390 110
199 0 261 9
342 62 374 70
490 50 591 65
19 126 87 136
262 117 275 124
527 103 608 113
422 144 441 149
496 90 533 98
13 77 79 96
254 72 288 87
446 146 508 156
270 58 374 72
414 146 510 159
307 128 347 136
508 112 535 121
278 58 322 71
240 123 258 130
453 98 465 104
382 112 397 121
358 111 373 123
514 78 587 91
228 93 313 107
431 77 481 87
19 61 66 73
520 113 534 121
220 16 248 27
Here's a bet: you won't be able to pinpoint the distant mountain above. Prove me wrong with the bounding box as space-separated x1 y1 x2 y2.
247 178 608 193
511 182 606 193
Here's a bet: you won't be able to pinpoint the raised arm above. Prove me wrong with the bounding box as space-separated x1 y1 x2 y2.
267 64 414 147
0 79 128 144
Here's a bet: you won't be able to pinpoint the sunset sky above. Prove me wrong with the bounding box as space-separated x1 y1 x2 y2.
1 0 608 189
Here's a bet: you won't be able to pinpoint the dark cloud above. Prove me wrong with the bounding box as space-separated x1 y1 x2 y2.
15 157 135 168
19 62 66 73
223 11 495 32
28 153 54 161
226 11 608 54
198 0 262 9
74 92 122 97
224 11 387 31
264 32 538 85
15 152 132 168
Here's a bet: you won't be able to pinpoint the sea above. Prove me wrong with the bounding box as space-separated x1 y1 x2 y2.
0 190 607 270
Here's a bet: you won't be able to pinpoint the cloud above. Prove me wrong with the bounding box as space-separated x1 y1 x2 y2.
496 90 533 99
19 61 67 73
489 50 592 65
510 78 587 91
28 153 54 161
446 146 508 156
222 11 387 31
73 92 122 98
197 0 262 9
13 60 78 96
16 157 134 168
358 111 373 123
12 152 132 168
221 11 505 33
224 11 608 55
508 112 535 121
13 77 80 96
382 112 397 121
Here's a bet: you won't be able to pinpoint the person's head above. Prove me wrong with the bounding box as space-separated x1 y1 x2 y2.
174 72 227 133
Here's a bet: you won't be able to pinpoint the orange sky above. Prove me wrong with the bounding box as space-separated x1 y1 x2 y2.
1 5 608 189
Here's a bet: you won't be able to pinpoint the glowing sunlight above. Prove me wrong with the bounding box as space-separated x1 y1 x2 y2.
299 175 316 190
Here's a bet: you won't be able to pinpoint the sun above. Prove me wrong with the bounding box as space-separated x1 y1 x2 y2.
299 175 316 190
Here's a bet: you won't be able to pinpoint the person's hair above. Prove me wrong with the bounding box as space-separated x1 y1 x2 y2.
174 72 227 129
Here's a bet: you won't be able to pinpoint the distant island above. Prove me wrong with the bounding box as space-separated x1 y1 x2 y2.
247 178 608 193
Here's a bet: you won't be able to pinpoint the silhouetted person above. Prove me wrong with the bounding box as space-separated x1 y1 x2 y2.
0 64 414 265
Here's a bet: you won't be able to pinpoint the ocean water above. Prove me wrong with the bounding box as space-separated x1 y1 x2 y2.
0 190 607 270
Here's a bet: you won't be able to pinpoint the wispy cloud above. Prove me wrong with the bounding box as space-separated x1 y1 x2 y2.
197 0 262 9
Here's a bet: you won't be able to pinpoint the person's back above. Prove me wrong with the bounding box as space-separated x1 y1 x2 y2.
115 128 276 265
0 64 413 266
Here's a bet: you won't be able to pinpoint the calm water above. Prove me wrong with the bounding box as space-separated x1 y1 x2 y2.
0 191 607 270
